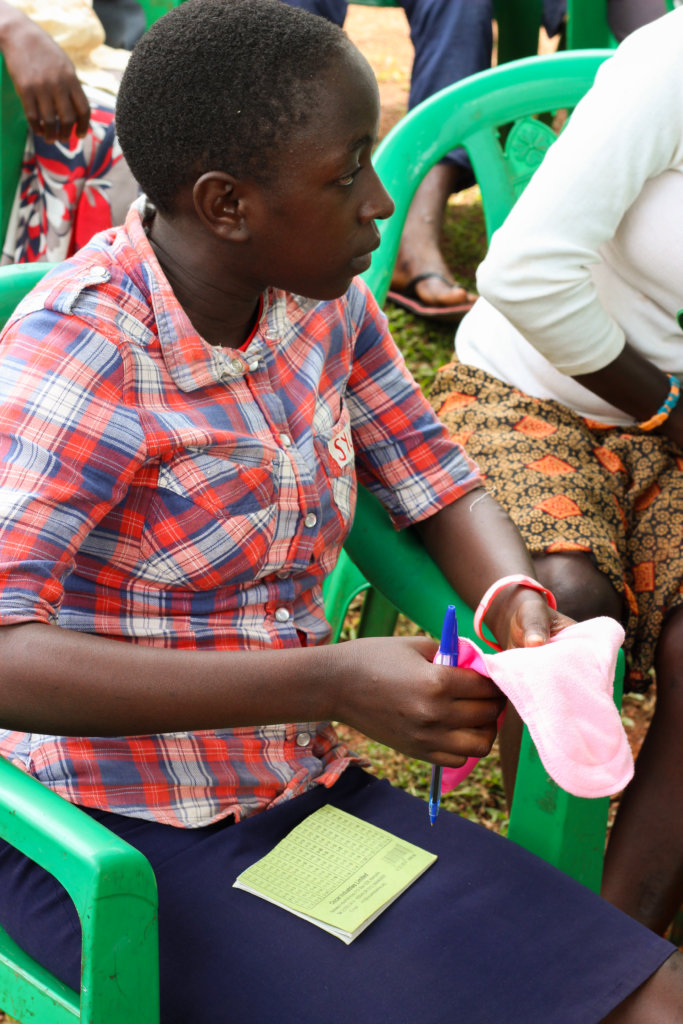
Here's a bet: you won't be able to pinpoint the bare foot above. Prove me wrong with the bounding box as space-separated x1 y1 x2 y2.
389 161 477 314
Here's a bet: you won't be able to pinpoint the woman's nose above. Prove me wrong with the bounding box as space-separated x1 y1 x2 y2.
361 169 395 222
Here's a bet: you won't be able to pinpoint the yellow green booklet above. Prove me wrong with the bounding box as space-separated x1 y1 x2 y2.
233 804 437 944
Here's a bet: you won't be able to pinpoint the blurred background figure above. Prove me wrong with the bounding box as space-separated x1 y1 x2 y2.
0 0 140 263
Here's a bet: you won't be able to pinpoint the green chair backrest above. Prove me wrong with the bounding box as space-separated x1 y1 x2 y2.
363 49 613 304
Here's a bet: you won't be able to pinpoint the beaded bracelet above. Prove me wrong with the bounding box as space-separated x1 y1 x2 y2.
473 573 557 651
638 374 680 432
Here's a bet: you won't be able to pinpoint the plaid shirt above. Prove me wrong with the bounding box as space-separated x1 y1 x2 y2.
0 202 481 827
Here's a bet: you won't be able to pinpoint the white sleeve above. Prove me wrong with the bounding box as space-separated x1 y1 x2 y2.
476 10 683 376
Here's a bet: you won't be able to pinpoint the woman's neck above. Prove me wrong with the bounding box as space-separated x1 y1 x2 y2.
147 214 262 349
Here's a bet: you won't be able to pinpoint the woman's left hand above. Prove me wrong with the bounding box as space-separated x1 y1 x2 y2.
498 589 575 650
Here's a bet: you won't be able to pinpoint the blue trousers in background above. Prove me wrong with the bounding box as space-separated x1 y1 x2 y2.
281 0 567 175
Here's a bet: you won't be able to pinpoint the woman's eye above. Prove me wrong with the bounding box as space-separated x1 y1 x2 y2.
338 169 359 187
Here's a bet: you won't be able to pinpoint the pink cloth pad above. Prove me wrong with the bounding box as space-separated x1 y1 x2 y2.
440 617 633 799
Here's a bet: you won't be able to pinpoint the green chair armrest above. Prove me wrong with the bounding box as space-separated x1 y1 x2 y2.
0 756 159 1024
344 485 480 645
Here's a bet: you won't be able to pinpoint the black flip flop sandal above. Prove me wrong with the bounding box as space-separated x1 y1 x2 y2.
387 272 475 324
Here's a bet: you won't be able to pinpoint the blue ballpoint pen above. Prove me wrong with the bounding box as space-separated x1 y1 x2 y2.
428 604 459 826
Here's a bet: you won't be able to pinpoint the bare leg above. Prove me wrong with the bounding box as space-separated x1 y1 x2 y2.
500 551 623 801
602 604 683 933
601 951 683 1023
390 162 477 309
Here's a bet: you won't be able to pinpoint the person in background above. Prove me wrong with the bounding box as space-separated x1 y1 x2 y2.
283 1 671 322
0 4 682 1020
281 0 567 322
0 0 139 263
607 0 668 40
93 0 146 50
431 4 683 939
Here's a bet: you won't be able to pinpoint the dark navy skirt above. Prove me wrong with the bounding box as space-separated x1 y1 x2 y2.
0 767 674 1023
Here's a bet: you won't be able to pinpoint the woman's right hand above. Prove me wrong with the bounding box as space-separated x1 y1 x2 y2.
330 635 506 766
0 4 90 143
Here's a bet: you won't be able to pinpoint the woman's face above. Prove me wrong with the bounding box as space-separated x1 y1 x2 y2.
245 46 395 301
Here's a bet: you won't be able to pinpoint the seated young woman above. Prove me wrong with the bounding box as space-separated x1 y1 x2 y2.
431 4 683 941
0 1 681 1020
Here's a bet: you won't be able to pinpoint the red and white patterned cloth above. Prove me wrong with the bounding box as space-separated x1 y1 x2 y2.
1 85 138 265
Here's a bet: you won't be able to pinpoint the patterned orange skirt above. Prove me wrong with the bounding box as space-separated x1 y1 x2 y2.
430 358 683 691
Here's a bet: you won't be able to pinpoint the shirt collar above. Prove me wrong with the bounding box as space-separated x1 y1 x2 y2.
119 198 317 393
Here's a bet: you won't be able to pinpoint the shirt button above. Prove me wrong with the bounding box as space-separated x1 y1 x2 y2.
296 732 311 747
229 357 243 374
279 433 292 448
274 607 291 623
248 359 259 371
276 569 289 579
304 512 317 528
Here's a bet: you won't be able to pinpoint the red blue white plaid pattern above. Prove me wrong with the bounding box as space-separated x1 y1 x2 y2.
0 201 481 826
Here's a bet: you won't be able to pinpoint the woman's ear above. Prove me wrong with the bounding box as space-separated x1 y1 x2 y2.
192 171 250 241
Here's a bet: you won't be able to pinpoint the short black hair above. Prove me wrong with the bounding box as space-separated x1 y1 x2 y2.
116 0 352 213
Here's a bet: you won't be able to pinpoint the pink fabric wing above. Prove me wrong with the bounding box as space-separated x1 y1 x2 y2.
441 618 633 799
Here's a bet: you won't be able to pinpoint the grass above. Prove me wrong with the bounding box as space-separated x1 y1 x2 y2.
383 187 486 392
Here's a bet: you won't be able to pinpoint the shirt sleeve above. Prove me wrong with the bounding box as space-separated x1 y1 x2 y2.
344 281 482 528
475 13 683 376
0 307 146 624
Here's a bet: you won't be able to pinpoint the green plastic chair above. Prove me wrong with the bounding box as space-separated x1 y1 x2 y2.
347 48 621 893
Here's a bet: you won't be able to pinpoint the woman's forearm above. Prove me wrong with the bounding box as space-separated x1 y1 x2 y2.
0 621 507 767
574 343 683 448
0 621 340 736
415 490 558 647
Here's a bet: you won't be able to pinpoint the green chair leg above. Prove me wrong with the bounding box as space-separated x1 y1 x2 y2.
322 549 371 643
322 547 399 642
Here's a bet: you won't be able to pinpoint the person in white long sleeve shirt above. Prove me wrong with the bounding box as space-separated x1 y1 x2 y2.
430 6 683 938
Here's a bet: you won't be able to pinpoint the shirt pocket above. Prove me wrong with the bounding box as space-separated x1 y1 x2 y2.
138 444 279 588
313 402 356 528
